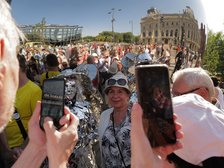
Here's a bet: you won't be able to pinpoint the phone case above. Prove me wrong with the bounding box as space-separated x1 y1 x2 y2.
135 64 176 147
40 78 65 130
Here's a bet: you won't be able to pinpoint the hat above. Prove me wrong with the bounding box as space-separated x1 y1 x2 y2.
92 53 98 57
108 62 118 74
104 71 130 94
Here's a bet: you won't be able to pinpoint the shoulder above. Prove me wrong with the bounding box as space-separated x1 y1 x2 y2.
100 108 114 119
48 71 60 76
25 81 42 97
173 93 223 117
98 108 113 138
41 72 46 78
173 94 224 165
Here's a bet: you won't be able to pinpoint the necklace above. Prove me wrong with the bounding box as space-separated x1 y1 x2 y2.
113 111 126 126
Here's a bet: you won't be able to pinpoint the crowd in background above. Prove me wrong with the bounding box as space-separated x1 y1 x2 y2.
17 41 207 88
1 39 224 167
2 0 224 167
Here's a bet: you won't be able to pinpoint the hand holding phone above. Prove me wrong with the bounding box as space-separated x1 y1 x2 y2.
135 64 176 147
40 78 65 130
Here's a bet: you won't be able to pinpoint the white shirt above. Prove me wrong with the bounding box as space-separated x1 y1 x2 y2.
173 93 224 165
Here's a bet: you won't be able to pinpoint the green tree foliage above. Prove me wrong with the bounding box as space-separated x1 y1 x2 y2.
83 31 139 43
203 31 224 80
123 32 133 43
25 17 46 43
25 33 42 42
83 36 96 42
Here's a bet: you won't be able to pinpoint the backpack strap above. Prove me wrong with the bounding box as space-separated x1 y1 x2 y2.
13 109 27 140
46 72 49 79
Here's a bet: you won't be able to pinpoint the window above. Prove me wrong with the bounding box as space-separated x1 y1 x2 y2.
175 29 178 37
170 30 173 37
166 30 169 36
188 30 190 38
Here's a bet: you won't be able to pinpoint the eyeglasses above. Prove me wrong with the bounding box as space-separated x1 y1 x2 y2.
173 87 201 97
107 78 127 86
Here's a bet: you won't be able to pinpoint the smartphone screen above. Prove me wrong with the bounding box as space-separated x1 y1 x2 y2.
135 64 176 147
40 78 65 130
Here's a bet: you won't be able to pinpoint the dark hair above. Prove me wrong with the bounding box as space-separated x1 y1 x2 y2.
87 56 95 64
46 53 59 67
17 54 27 73
211 76 219 87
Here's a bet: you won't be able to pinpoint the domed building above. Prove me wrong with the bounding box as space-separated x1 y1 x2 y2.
140 6 206 52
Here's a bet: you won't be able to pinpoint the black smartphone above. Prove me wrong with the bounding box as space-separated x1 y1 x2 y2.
135 64 176 147
40 78 65 130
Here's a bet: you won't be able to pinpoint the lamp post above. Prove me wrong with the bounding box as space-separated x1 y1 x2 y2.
129 20 133 43
108 8 121 43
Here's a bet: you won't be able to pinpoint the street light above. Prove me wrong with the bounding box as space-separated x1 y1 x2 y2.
129 20 133 35
108 8 122 42
129 20 133 43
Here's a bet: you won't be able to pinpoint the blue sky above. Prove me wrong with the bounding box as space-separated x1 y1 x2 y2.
11 0 217 36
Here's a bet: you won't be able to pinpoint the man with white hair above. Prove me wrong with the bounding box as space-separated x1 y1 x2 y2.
169 67 224 167
0 0 79 167
172 67 216 106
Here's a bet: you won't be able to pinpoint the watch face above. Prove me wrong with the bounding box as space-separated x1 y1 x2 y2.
13 112 20 120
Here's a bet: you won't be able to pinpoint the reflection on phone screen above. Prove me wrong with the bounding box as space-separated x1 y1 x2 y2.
136 65 176 147
40 79 65 130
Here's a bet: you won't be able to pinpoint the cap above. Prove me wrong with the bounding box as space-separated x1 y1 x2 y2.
104 71 130 94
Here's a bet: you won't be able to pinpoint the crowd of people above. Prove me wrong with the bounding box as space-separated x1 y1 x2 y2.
1 0 224 167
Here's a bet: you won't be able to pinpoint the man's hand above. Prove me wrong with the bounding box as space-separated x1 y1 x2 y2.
131 103 183 168
44 106 79 167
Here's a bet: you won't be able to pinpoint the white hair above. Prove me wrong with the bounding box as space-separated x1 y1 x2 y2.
172 68 214 97
0 0 24 59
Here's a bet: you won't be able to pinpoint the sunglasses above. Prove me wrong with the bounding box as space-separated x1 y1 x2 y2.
173 87 201 97
107 78 127 86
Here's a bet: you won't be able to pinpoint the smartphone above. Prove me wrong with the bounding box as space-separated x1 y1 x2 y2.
135 64 176 147
40 78 65 130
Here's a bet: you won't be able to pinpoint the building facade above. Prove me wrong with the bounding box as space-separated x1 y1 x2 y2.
140 6 205 52
19 24 83 45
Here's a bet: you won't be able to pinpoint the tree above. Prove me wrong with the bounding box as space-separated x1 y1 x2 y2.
81 31 140 43
25 33 42 42
203 31 224 80
123 32 133 43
